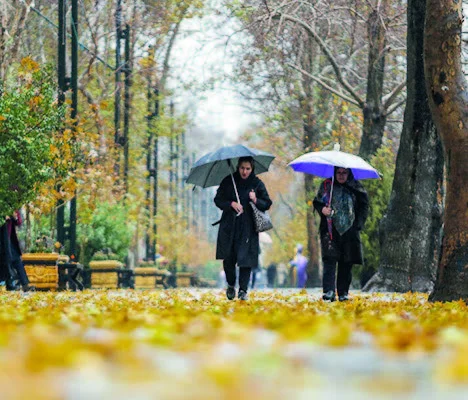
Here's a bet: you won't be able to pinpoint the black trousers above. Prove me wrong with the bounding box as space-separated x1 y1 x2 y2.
322 259 353 296
11 245 29 286
223 260 251 292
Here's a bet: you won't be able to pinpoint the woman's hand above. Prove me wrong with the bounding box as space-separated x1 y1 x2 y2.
249 190 257 204
231 201 243 214
322 206 333 216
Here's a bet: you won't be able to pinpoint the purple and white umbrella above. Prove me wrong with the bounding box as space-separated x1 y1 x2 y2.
288 143 380 180
289 144 380 239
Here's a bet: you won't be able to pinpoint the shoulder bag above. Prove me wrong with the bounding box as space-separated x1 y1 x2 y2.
250 201 273 232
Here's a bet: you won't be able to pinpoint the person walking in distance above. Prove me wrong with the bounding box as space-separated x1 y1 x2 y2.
290 244 308 289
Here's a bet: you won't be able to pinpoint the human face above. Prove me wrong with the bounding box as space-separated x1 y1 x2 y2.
239 161 253 179
336 168 349 184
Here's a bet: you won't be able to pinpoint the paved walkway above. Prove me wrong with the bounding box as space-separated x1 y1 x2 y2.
0 289 466 399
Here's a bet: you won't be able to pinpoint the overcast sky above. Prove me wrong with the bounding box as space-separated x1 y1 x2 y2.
168 4 261 155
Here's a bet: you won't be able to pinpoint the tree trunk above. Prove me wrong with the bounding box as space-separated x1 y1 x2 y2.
359 9 388 160
364 0 444 293
304 172 321 287
425 0 468 302
299 35 322 287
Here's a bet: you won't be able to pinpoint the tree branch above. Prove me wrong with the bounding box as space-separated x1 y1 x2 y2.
275 12 365 108
78 84 103 137
382 80 406 109
287 62 361 106
279 192 295 218
384 97 406 116
160 13 186 92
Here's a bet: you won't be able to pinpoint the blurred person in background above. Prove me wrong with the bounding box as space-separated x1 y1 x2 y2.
290 244 308 289
266 262 277 288
3 211 35 291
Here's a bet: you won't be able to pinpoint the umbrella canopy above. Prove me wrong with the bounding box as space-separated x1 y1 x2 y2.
288 144 380 180
186 144 275 188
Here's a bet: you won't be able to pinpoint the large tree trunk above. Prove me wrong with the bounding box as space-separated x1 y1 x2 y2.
364 0 444 293
359 9 388 160
300 36 321 287
425 0 468 302
304 173 321 287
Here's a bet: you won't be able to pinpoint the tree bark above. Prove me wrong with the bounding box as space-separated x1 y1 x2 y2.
300 37 321 287
304 162 321 287
0 1 31 81
359 9 389 160
425 0 468 302
364 0 444 293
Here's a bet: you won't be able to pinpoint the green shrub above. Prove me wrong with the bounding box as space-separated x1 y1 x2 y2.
0 59 65 218
78 202 134 265
197 260 222 281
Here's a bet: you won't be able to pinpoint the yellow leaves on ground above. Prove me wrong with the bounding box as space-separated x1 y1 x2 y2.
0 290 466 399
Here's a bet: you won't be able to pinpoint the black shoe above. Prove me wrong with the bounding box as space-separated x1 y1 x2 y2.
338 293 349 302
238 289 248 301
226 285 235 300
322 290 336 302
6 281 20 291
22 285 36 292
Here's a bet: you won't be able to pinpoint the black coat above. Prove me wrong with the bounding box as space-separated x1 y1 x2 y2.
214 172 272 268
313 177 369 264
0 224 13 282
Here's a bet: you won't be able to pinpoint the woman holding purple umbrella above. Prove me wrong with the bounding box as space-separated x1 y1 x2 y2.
313 167 369 302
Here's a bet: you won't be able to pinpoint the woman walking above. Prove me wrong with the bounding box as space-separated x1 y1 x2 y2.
313 167 369 301
214 156 272 300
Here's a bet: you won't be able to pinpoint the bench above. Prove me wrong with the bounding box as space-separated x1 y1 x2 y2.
133 267 170 289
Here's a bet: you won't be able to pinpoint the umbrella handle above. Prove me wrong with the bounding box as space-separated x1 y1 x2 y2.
230 172 242 216
328 175 334 207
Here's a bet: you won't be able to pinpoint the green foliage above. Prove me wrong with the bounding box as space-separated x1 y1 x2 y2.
197 260 222 281
91 249 119 261
0 59 65 218
29 234 57 253
77 201 134 265
358 144 395 282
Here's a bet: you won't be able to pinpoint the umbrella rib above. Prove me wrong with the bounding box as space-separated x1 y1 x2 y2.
202 159 220 188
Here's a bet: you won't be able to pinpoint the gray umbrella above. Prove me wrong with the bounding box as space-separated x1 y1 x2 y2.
186 145 275 209
186 144 275 188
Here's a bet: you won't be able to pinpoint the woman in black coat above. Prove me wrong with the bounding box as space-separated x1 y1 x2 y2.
313 167 369 302
214 156 272 300
0 212 34 291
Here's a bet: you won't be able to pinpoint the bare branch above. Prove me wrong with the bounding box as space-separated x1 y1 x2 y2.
382 80 406 109
384 97 406 116
79 84 104 137
273 12 365 108
287 62 361 106
279 192 295 217
160 17 184 92
331 6 367 22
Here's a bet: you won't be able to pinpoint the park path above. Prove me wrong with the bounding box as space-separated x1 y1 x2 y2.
0 289 466 399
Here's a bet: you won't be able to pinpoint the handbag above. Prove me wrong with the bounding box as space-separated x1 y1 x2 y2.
250 201 273 232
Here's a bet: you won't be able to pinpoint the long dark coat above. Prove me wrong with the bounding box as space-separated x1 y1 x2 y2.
214 171 272 268
313 176 369 264
0 223 13 282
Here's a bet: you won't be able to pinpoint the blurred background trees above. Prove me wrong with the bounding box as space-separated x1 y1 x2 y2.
2 0 464 294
